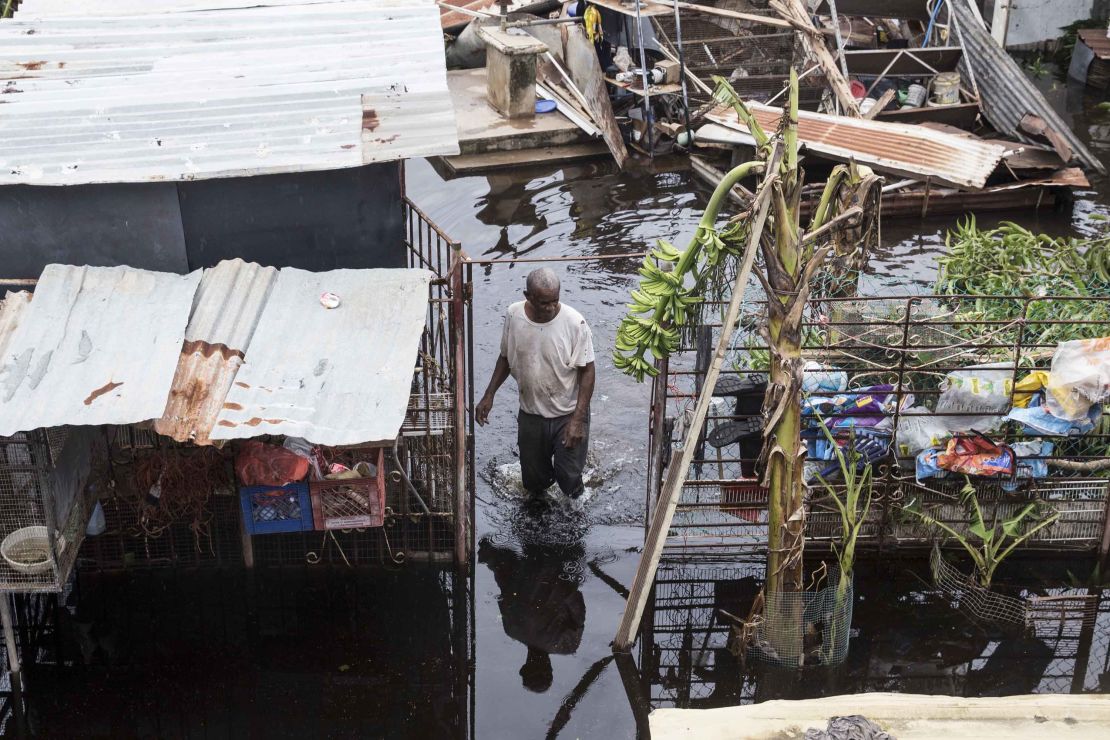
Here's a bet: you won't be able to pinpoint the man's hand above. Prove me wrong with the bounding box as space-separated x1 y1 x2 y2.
476 395 494 426
563 417 586 449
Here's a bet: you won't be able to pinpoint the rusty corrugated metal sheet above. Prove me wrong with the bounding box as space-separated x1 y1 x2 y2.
438 0 558 29
0 265 201 436
153 260 278 445
704 102 1007 189
1078 29 1110 61
0 0 459 186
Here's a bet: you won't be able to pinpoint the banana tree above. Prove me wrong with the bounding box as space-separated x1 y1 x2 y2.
904 479 1059 589
615 70 880 660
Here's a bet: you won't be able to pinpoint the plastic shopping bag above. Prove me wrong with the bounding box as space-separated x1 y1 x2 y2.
1045 337 1110 421
936 362 1014 433
936 431 1015 478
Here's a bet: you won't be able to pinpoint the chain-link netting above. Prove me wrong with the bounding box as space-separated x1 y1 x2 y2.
748 569 854 667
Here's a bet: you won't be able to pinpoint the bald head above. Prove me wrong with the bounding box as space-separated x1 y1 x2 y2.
523 267 561 323
526 267 560 294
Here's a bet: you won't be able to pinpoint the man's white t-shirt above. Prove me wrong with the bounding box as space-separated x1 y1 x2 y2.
500 301 595 418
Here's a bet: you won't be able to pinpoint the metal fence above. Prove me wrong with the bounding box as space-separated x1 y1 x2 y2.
648 294 1110 560
638 560 1110 710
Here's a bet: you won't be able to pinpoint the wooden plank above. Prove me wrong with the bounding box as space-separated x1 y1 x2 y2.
844 47 964 76
813 0 932 20
590 0 671 18
437 142 610 174
614 145 779 651
605 77 684 97
563 24 630 168
875 102 980 129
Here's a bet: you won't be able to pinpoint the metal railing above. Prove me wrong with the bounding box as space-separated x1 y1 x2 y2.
649 294 1110 559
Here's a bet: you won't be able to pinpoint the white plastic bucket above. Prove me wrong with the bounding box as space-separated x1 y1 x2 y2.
931 72 961 105
904 83 927 108
1 526 64 575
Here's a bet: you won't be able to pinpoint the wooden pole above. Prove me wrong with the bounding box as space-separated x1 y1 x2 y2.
0 593 20 681
614 145 780 651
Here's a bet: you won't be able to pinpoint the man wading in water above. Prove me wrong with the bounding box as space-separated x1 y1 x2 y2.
476 268 595 502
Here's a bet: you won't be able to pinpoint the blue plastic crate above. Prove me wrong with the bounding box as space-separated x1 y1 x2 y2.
239 482 314 535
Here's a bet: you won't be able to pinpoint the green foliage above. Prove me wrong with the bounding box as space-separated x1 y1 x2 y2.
1053 17 1109 68
937 216 1110 345
1024 54 1049 79
613 169 756 382
812 421 873 590
1 0 13 19
903 478 1059 589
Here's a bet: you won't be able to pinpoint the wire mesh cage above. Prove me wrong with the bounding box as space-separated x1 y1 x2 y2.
650 293 1110 560
0 428 103 592
652 1 828 108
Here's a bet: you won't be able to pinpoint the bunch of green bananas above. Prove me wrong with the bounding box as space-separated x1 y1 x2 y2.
614 241 691 382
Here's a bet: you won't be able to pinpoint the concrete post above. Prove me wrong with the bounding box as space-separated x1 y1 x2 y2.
479 27 548 120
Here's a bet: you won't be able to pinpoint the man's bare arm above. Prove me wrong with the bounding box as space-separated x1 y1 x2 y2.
563 362 595 448
476 354 511 426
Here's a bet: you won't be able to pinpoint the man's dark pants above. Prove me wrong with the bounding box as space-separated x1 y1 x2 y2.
517 410 589 498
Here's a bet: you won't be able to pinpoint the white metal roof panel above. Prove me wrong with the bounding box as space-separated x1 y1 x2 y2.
0 1 459 185
0 265 201 436
210 267 431 446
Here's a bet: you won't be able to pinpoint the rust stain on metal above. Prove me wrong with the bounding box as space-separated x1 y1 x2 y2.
223 402 244 411
20 61 47 71
243 417 283 426
83 380 123 405
218 420 237 427
182 339 245 360
362 109 381 131
235 381 251 389
374 135 399 144
709 103 1006 189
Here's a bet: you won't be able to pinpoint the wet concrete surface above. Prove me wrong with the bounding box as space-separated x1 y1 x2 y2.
12 77 1110 739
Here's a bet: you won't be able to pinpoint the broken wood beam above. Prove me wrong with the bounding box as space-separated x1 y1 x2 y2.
690 155 753 207
614 144 780 652
770 0 860 117
861 88 896 120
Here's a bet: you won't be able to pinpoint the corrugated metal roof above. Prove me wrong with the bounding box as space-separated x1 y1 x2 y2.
2 260 432 444
153 259 278 445
0 1 459 186
0 265 201 436
15 0 352 15
1078 29 1110 61
952 1 1104 174
210 267 432 446
704 102 1007 189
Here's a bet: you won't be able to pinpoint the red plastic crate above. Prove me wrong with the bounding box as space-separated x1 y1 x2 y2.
309 447 386 530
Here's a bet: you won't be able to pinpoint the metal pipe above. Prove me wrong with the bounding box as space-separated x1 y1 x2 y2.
632 0 654 156
671 0 692 141
393 439 432 515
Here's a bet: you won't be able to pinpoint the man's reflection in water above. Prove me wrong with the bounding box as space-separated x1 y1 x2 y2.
478 536 586 693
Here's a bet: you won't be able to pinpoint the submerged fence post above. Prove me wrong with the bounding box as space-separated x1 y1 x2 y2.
0 592 20 683
450 246 471 568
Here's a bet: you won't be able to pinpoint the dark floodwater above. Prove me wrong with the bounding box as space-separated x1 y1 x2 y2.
13 77 1110 738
